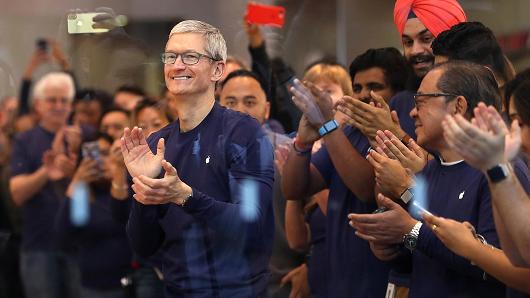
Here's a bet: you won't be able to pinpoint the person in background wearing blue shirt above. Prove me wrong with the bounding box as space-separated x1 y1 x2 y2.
219 69 309 298
349 60 530 298
9 72 82 298
121 20 275 298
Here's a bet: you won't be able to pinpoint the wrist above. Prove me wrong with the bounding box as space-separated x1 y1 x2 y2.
293 137 313 155
174 184 193 206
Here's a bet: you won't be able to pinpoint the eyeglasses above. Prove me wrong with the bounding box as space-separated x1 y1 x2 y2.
161 51 217 65
413 92 460 107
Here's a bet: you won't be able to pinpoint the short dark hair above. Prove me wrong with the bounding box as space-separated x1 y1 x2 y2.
513 80 530 126
74 88 113 112
504 68 530 111
221 69 267 98
100 107 130 119
115 85 145 96
133 97 171 123
435 61 501 118
432 22 511 84
349 47 409 93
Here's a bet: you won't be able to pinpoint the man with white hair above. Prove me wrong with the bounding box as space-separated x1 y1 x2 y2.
122 20 275 297
9 72 82 298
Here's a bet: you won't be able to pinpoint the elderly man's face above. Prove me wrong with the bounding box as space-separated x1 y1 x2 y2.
402 18 435 78
409 68 457 149
35 84 72 127
164 33 223 97
219 76 270 125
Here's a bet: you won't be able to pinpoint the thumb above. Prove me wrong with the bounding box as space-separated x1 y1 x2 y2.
391 111 400 125
376 193 399 210
162 160 178 178
370 91 388 110
511 119 521 139
408 139 425 158
156 138 165 157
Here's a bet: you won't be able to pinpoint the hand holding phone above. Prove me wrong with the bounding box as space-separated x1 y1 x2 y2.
245 3 285 27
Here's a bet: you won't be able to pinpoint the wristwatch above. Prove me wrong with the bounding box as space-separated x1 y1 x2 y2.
400 187 414 204
176 190 193 207
318 119 339 137
486 163 510 183
403 221 422 251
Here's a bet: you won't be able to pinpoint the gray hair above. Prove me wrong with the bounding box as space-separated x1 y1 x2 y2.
169 20 227 62
33 72 75 101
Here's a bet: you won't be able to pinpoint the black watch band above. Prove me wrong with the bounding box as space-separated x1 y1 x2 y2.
486 163 510 183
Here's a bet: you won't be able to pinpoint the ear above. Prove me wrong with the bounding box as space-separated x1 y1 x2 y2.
264 101 271 121
454 95 468 116
211 61 225 82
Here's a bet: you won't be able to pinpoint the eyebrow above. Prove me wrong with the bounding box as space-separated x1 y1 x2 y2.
402 29 430 39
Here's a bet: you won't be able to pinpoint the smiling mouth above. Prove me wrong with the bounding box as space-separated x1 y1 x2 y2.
171 75 192 80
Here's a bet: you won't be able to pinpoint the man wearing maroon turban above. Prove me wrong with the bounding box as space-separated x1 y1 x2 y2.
394 0 466 78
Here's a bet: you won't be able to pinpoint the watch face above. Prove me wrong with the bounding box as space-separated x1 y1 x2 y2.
404 235 417 250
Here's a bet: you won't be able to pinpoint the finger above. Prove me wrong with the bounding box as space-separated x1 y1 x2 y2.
122 127 134 151
131 179 165 198
376 193 401 210
355 231 378 242
347 213 380 224
370 91 389 110
390 111 400 125
135 175 163 189
407 139 425 158
156 138 165 157
368 149 388 164
162 160 178 177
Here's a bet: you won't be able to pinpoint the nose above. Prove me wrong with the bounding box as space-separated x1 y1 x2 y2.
359 87 371 103
410 106 418 119
411 40 426 56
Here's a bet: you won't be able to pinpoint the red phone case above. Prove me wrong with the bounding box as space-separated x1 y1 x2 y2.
246 3 285 27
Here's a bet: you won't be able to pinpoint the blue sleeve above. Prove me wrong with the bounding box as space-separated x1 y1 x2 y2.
109 198 131 224
416 177 498 280
311 145 333 187
10 133 31 176
18 79 31 116
182 122 275 250
512 158 530 194
126 202 169 257
249 43 272 99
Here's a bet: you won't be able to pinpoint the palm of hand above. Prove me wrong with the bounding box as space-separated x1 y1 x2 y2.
124 143 163 178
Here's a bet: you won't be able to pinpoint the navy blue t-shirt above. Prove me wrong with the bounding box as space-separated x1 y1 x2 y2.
10 124 92 251
127 102 275 298
312 126 390 297
389 90 417 140
56 189 132 290
407 158 530 298
305 206 327 298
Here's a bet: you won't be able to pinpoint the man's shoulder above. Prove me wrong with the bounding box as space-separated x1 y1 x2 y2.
389 90 415 109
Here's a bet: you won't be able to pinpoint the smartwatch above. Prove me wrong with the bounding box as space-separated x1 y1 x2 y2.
486 163 510 183
318 120 339 137
400 187 414 204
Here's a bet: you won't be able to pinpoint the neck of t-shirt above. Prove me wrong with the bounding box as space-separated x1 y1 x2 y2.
175 94 215 132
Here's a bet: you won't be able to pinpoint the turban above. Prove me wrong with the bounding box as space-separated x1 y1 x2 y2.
394 0 467 37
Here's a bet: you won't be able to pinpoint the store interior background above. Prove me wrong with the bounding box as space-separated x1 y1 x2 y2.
1 0 529 97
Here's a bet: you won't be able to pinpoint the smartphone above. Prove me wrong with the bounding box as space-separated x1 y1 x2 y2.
36 38 48 52
82 141 101 162
67 12 109 34
246 3 285 27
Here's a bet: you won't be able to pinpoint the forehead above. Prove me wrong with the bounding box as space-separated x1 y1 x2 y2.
418 68 443 92
353 67 387 84
403 18 429 38
102 111 128 122
165 33 206 52
221 77 265 98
